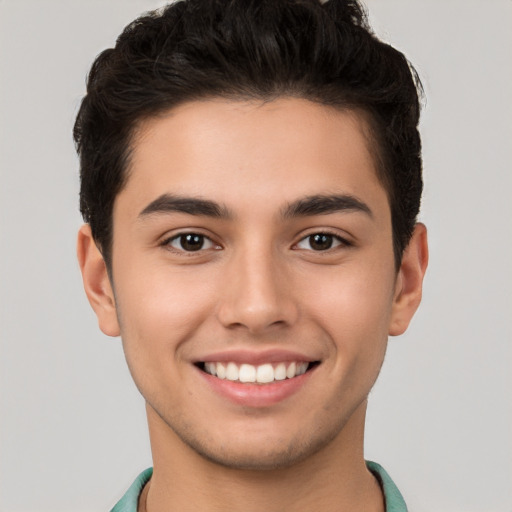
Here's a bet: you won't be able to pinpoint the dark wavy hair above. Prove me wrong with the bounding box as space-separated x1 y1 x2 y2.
74 0 423 270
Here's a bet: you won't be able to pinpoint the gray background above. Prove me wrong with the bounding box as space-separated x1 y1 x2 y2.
1 1 511 510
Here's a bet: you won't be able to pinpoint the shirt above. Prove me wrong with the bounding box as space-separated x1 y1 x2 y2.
110 460 407 511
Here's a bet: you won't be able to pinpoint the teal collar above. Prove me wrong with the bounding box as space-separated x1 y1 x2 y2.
366 460 408 512
111 461 407 511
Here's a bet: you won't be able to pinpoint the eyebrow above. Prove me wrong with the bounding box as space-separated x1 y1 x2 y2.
282 194 373 219
138 193 372 220
139 194 232 219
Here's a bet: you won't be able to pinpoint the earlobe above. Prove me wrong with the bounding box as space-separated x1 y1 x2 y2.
388 223 429 336
77 224 120 337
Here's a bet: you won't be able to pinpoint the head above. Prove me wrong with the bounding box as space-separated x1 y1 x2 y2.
74 0 423 272
75 0 428 472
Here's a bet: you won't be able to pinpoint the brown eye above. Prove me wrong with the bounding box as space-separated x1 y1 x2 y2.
309 234 333 251
296 233 348 251
168 233 214 252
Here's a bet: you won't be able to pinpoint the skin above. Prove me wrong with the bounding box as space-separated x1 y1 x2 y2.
78 98 428 512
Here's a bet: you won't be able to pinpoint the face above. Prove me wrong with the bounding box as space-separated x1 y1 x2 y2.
79 98 426 470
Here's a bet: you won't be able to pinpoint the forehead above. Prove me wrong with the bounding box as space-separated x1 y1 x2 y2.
119 98 388 220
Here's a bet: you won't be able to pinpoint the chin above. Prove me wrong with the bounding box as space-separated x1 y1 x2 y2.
177 424 341 472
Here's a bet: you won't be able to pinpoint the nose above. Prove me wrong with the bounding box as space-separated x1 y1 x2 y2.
216 247 298 334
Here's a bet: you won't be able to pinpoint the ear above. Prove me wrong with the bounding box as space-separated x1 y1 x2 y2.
77 224 120 337
388 223 429 336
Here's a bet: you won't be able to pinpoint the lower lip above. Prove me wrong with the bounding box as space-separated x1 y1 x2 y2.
197 366 316 408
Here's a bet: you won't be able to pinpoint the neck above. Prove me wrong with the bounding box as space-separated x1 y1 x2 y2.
143 402 384 512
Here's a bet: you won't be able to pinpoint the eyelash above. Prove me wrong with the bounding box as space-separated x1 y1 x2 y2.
294 231 352 252
162 232 220 254
161 230 351 254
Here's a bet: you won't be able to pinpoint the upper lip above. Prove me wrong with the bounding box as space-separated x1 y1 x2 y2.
194 349 319 366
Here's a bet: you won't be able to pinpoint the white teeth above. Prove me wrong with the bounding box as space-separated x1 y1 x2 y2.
297 362 308 375
286 362 296 379
226 362 239 381
256 364 274 383
239 364 256 382
216 362 226 379
204 362 216 376
203 361 312 383
274 363 287 381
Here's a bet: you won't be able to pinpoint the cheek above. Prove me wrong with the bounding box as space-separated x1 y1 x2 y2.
305 262 395 368
309 260 395 325
113 261 217 365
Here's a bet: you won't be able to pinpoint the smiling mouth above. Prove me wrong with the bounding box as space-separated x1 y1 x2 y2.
197 361 319 384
